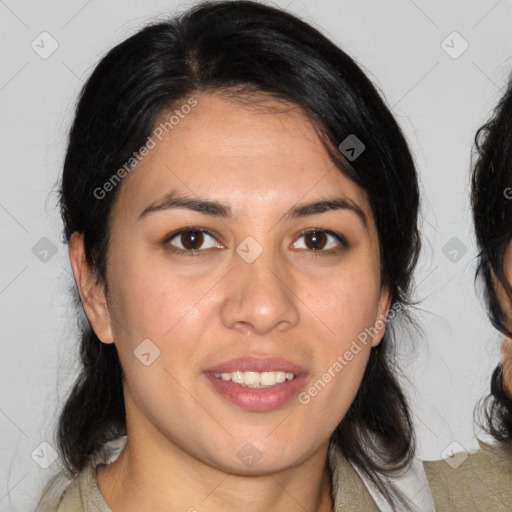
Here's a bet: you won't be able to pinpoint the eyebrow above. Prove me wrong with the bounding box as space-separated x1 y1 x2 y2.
138 190 367 226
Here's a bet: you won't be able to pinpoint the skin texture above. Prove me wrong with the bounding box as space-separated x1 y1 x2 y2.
501 339 512 397
69 92 390 512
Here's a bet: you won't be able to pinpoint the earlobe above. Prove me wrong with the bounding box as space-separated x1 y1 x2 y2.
371 289 391 347
68 232 114 344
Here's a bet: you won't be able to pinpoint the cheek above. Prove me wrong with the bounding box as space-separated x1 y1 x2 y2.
299 339 371 434
307 266 382 344
108 263 212 419
108 253 217 342
298 272 381 415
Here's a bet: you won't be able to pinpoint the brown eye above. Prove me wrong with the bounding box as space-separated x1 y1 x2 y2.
179 230 204 250
291 229 346 253
166 229 221 253
304 230 328 250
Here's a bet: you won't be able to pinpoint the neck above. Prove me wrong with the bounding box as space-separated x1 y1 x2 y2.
97 432 334 512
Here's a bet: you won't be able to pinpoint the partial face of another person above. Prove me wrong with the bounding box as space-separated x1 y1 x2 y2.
493 243 512 396
77 92 390 474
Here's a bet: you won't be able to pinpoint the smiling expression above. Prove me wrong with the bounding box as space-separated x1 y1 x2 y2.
77 91 390 474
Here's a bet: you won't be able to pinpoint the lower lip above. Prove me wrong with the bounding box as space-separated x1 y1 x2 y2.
204 373 308 412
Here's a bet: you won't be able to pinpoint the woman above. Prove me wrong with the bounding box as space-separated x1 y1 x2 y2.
471 76 512 442
421 77 512 512
36 1 434 510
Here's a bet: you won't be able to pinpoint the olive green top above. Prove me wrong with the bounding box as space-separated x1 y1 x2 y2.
37 437 511 511
423 439 512 511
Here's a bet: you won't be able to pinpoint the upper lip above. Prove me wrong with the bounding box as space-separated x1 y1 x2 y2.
205 356 307 375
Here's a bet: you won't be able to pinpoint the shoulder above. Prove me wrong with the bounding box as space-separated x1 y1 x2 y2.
56 475 82 512
34 471 74 512
52 436 127 512
328 442 380 511
57 463 112 512
423 440 512 511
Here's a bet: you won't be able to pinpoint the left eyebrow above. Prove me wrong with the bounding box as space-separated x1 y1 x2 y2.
284 197 367 226
138 190 367 226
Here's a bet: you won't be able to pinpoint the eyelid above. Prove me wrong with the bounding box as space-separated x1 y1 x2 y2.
163 227 348 255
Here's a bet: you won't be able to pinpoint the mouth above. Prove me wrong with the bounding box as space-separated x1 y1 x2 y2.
204 355 307 376
203 355 308 411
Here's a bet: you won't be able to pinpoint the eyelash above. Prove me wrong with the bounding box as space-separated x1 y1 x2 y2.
163 227 348 257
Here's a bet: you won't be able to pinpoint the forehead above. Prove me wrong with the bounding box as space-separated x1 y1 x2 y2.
112 92 372 220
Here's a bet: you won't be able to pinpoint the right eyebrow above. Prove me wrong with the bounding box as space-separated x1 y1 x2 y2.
138 190 367 227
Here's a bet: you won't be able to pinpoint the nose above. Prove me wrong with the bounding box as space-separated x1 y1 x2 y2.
219 244 300 336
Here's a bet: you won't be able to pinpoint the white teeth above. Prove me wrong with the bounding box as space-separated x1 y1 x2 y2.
232 371 243 384
261 371 277 386
212 370 296 387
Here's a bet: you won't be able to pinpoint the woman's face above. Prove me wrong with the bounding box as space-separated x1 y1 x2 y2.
76 92 389 474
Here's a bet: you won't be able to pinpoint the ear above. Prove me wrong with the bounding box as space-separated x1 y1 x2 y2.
68 232 114 344
370 287 391 348
501 338 512 397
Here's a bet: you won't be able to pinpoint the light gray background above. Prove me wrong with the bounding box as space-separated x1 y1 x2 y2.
1 0 511 510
